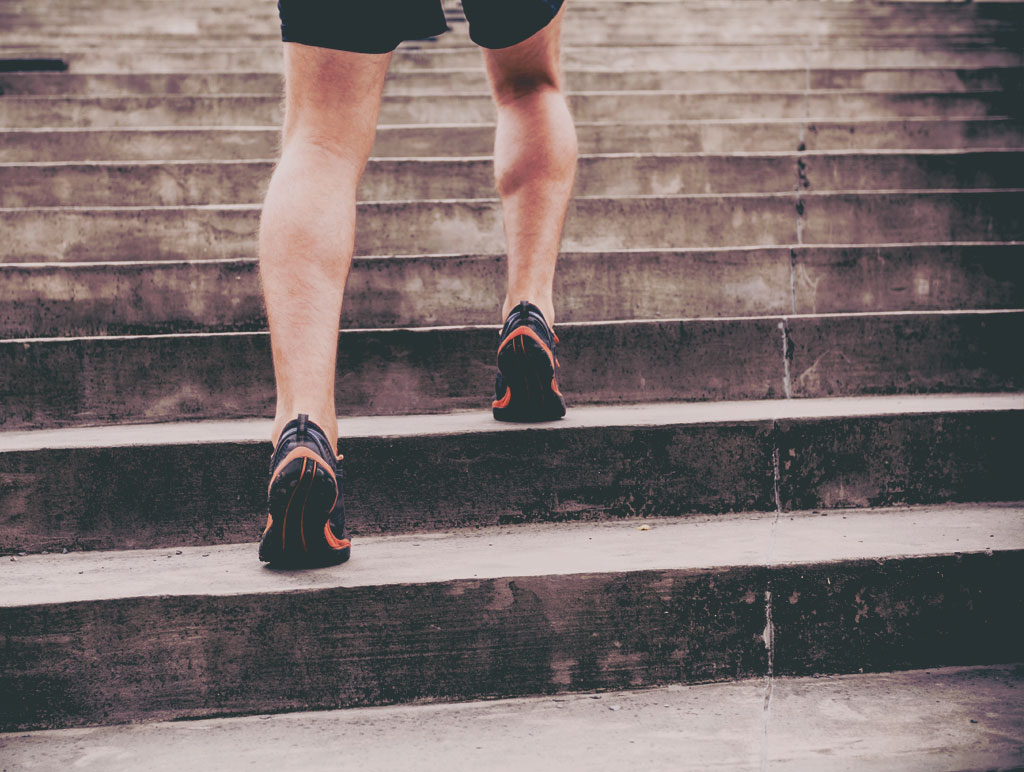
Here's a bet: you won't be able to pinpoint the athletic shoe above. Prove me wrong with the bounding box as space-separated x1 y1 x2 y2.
492 300 566 422
258 413 351 567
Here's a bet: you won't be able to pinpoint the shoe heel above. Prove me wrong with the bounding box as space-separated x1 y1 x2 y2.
262 456 338 564
494 334 564 422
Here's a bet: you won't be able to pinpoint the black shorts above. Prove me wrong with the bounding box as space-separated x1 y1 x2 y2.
279 0 564 54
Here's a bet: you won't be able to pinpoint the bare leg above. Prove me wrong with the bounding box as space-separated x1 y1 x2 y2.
259 43 391 445
482 5 578 326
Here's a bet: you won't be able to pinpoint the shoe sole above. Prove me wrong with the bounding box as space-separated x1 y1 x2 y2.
492 329 566 423
259 449 349 567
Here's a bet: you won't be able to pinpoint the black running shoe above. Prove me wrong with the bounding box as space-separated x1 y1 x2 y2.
258 413 350 567
492 300 566 422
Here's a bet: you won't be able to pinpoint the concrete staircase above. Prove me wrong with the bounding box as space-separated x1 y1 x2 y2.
1 0 1022 768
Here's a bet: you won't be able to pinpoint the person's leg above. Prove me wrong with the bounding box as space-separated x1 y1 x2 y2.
259 43 391 446
481 4 577 326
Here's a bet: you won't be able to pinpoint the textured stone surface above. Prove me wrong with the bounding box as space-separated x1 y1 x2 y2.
5 151 1023 208
3 119 1021 164
4 245 1019 338
14 43 1021 74
2 666 1023 772
6 191 1024 262
5 311 1021 429
2 91 1017 129
776 409 1024 509
0 505 1020 729
2 665 1021 772
0 317 787 428
785 310 1024 397
0 395 1020 554
0 66 1020 97
0 565 771 730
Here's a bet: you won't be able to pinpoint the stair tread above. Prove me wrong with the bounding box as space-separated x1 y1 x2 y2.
2 392 1021 452
1 664 1020 771
2 503 1020 607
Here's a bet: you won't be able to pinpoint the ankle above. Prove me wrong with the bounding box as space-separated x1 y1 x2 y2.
272 407 338 450
502 296 555 327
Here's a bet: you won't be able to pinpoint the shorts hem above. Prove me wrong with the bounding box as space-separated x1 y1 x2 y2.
468 0 565 50
281 23 450 55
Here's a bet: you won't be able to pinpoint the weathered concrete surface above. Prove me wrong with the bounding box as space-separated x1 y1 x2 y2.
0 394 1020 553
4 0 1019 37
1 665 1022 772
3 244 1021 338
785 310 1024 397
10 44 1021 74
2 311 1020 429
0 316 785 428
5 191 1024 262
776 408 1024 509
790 243 1024 315
4 22 1020 50
0 507 1020 729
2 91 1016 129
0 249 797 337
1 66 1020 97
3 505 1019 604
4 119 1021 164
5 151 1023 207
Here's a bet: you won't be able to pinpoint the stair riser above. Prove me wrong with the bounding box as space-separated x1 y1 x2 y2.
2 313 1021 430
3 120 1021 163
2 245 1020 338
13 46 1019 73
3 92 1015 129
2 67 1020 96
1 552 1019 730
4 192 1022 262
4 3 1019 32
1 410 1021 553
6 26 1022 49
6 152 1024 207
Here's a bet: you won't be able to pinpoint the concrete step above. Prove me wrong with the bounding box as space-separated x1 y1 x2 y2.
4 23 1020 48
2 311 1021 430
9 44 1020 73
3 91 1018 129
4 1 1018 31
3 191 1022 262
5 151 1024 208
3 119 1021 163
0 394 1020 552
2 245 1021 338
4 13 1020 47
0 504 1020 729
1 665 1020 771
1 66 1021 96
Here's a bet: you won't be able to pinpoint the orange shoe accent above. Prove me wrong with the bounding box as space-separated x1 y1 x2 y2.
492 386 512 409
262 513 273 536
324 521 351 550
496 326 555 368
551 378 562 397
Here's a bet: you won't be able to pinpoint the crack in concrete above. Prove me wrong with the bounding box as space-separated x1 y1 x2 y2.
761 442 783 770
764 52 813 768
778 320 793 399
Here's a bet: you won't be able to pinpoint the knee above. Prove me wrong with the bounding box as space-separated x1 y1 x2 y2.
490 71 563 107
281 127 366 173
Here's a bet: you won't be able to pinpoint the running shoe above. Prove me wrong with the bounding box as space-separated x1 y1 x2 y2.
492 300 566 422
258 413 350 567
